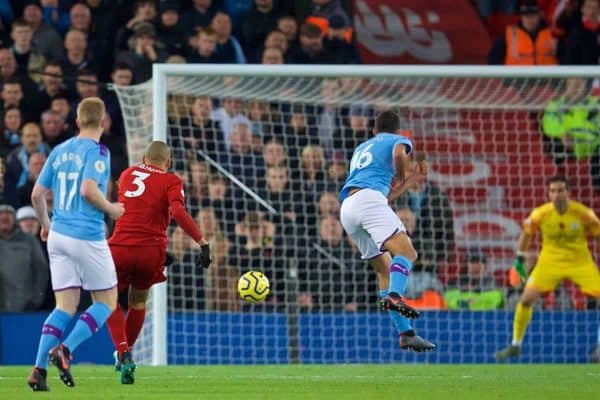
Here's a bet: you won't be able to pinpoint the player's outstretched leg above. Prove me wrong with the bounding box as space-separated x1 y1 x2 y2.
379 292 420 319
48 343 74 387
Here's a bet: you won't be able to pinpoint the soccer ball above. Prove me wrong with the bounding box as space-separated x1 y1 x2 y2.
237 271 270 303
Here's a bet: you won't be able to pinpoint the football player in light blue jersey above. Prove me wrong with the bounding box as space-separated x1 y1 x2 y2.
340 110 435 352
27 98 125 391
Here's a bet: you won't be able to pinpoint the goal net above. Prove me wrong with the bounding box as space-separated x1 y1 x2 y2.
113 65 600 365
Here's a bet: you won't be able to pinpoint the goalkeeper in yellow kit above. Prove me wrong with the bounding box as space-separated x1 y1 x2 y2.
495 176 600 362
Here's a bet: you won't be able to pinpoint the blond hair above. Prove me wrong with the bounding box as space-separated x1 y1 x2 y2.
145 140 171 164
77 97 105 129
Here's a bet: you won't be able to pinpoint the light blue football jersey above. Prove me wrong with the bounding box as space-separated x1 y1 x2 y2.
339 133 413 202
38 137 111 241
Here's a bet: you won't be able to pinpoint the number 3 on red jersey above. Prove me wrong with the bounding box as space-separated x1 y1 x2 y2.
124 170 150 198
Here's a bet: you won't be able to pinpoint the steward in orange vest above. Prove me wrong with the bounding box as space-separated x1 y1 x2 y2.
488 1 558 65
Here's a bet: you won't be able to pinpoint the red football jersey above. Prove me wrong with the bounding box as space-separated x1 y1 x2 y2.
109 164 184 247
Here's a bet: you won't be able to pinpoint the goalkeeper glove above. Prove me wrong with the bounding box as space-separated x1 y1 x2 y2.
197 243 212 269
513 252 527 284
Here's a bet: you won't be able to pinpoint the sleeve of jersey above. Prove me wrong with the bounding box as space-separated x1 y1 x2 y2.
583 208 600 237
167 179 203 242
522 208 541 235
82 145 110 184
395 135 413 154
37 152 54 188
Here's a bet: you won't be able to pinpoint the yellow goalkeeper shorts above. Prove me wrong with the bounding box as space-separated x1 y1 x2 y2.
526 261 600 297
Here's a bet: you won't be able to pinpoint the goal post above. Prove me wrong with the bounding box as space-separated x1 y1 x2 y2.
111 64 600 366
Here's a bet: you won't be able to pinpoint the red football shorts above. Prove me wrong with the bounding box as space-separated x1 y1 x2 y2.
109 244 167 292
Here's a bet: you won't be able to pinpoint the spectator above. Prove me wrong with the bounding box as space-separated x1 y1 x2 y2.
325 150 347 190
211 97 251 148
49 95 74 133
16 151 45 208
40 0 70 35
0 204 49 312
488 1 557 65
476 0 517 20
114 0 157 54
564 0 600 64
336 104 371 160
73 69 99 107
242 0 281 61
174 95 225 164
444 251 505 310
10 19 46 83
258 30 288 62
308 0 351 30
323 15 360 64
156 2 186 56
277 14 298 43
316 78 343 155
261 46 284 64
211 11 246 63
201 174 238 236
23 3 63 63
283 105 319 169
396 207 446 310
16 205 40 236
180 0 219 38
186 26 225 63
317 191 340 218
1 77 36 122
0 48 37 100
61 28 92 89
248 99 282 139
259 165 296 223
220 122 264 188
287 22 332 64
0 105 21 157
116 23 168 83
29 61 67 118
187 160 210 212
4 122 50 207
542 77 600 191
262 139 287 169
393 173 455 268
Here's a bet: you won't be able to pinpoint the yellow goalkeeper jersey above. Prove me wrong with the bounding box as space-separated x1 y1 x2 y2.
523 200 600 267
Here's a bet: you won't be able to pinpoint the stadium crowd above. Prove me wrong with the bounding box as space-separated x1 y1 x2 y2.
0 0 599 314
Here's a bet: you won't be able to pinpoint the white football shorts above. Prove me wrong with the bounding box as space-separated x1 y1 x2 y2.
47 230 117 291
340 188 406 260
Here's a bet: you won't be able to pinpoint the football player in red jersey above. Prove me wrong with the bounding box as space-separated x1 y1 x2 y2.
105 141 211 384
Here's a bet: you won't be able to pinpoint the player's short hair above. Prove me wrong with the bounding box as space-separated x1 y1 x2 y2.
77 97 105 129
145 140 171 164
547 175 569 188
375 110 401 133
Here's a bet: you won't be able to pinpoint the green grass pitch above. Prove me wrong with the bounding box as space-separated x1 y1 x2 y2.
1 364 598 400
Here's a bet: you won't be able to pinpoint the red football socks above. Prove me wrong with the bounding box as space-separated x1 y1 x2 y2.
126 307 146 348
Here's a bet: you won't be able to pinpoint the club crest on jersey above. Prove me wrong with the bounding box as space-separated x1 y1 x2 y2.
571 222 579 230
95 160 106 173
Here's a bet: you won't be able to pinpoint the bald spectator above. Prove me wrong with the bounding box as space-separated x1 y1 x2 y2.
288 23 332 64
261 47 284 64
23 3 63 63
61 29 92 90
0 204 49 312
211 11 246 63
257 30 288 62
242 0 282 61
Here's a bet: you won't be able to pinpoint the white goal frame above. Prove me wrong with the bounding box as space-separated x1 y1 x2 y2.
149 64 599 366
